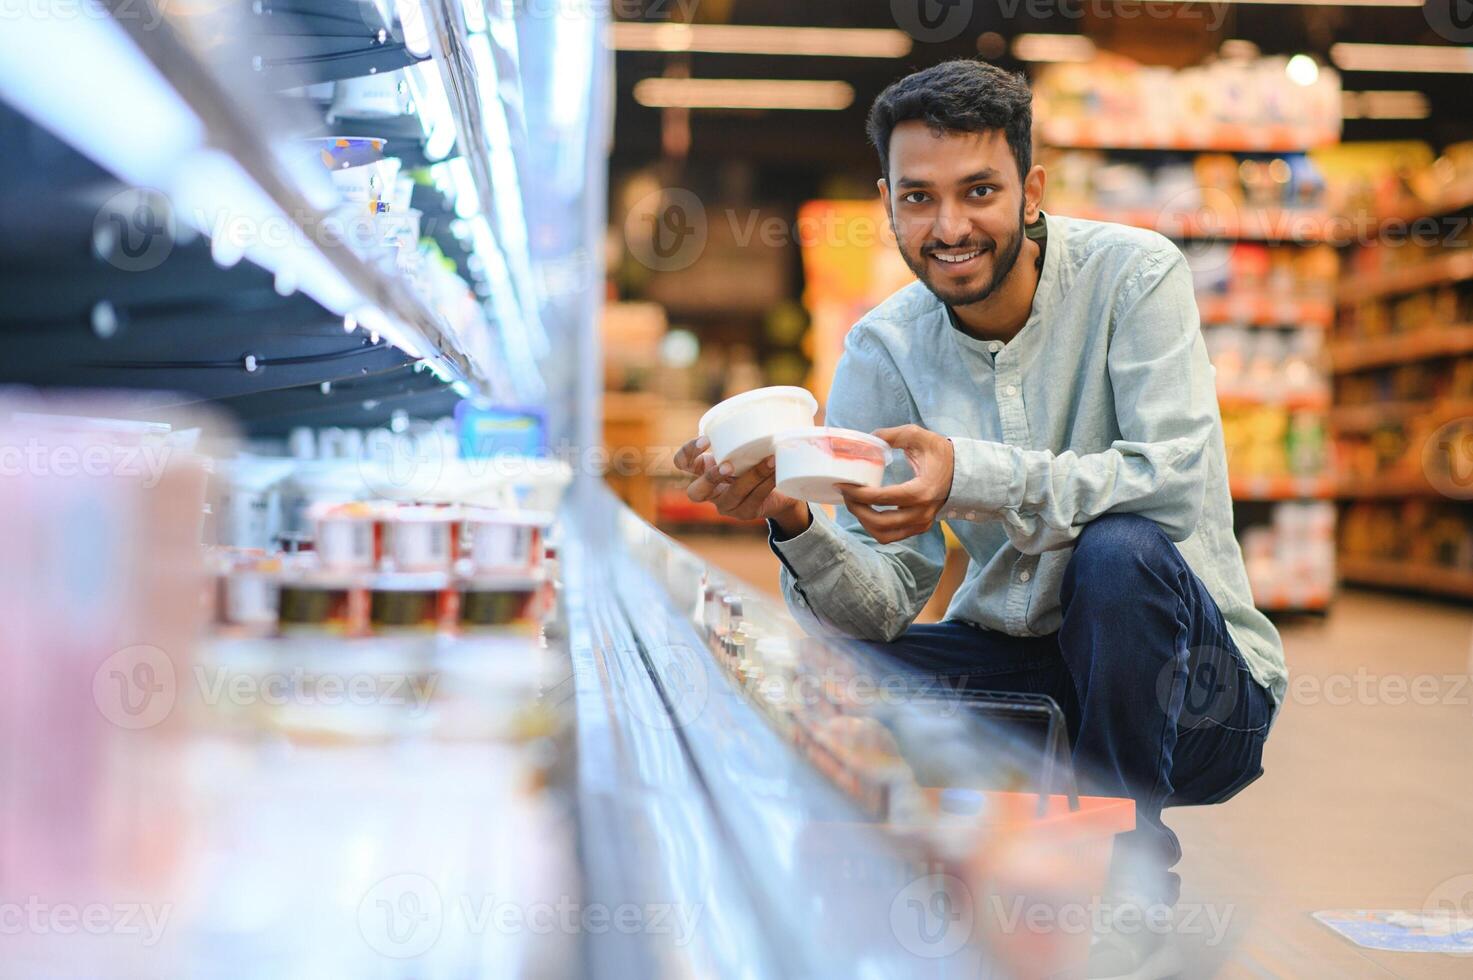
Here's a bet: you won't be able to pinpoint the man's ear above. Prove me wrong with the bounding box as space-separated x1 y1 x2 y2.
876 177 891 215
1023 165 1046 222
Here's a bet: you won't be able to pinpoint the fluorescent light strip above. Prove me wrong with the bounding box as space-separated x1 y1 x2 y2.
1012 34 1097 63
1342 90 1430 119
633 78 854 111
611 22 911 59
1169 0 1421 4
1332 43 1473 74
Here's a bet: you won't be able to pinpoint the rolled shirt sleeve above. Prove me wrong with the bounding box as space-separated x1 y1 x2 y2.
769 332 946 642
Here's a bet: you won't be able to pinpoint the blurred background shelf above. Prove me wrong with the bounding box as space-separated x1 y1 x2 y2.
1329 325 1473 373
1339 558 1473 601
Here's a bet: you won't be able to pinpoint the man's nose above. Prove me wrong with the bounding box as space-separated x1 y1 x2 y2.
933 200 970 244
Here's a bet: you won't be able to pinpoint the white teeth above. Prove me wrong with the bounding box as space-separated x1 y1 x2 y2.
933 250 979 264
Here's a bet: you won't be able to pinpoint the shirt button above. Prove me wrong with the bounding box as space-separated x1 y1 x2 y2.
988 341 1002 353
1005 384 1019 397
1019 570 1032 582
965 511 977 521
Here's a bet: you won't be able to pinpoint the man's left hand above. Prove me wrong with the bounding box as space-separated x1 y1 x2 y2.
839 424 955 544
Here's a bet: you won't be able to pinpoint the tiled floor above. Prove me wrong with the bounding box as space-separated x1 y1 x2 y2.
676 530 1473 978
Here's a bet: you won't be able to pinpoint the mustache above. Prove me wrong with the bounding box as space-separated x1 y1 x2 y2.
921 239 993 256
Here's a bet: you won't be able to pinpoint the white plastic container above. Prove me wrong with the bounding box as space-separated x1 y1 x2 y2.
698 386 818 474
774 427 889 504
383 506 458 572
328 71 411 120
312 501 382 572
461 508 552 573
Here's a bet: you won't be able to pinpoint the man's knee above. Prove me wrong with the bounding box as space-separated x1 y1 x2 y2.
1063 513 1178 606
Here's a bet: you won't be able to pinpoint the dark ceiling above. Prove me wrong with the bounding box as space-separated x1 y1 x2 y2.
610 0 1473 183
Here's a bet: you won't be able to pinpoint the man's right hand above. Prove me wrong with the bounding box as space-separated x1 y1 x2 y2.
673 436 811 536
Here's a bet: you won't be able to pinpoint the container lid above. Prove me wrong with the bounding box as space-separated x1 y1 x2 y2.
698 386 818 436
459 507 555 527
773 426 891 453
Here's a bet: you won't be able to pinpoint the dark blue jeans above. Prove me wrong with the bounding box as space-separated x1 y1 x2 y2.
850 513 1273 904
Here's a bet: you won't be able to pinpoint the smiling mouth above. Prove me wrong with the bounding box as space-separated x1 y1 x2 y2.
928 247 987 268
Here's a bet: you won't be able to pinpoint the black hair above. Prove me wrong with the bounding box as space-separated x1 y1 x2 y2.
865 59 1034 181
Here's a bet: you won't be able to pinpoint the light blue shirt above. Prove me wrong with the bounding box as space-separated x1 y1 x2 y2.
771 212 1286 706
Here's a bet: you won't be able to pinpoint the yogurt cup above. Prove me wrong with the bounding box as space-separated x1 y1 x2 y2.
774 427 889 504
461 508 552 573
382 506 459 572
698 386 818 474
312 501 382 572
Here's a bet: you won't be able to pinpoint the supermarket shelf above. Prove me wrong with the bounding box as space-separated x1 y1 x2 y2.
1331 398 1473 433
1039 118 1339 153
1255 592 1332 612
1329 324 1473 373
1200 294 1335 328
1064 205 1339 243
1219 391 1331 412
1369 180 1473 227
1335 472 1437 498
1338 251 1473 306
1339 557 1473 601
1231 475 1335 501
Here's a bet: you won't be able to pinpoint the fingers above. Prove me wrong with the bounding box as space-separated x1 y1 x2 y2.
673 435 710 474
845 501 935 544
840 478 925 508
872 424 923 449
713 458 775 512
718 470 777 521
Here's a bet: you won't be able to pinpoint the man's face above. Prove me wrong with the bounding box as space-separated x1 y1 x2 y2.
880 122 1039 307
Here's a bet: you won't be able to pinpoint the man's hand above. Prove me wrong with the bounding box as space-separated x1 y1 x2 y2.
839 425 954 544
673 436 810 534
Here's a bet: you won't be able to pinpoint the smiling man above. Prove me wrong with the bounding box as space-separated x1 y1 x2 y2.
674 60 1285 977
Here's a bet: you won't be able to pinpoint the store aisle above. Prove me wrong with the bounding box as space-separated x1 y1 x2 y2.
681 532 1473 977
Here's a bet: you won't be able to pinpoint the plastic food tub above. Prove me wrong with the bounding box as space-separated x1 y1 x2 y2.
312 501 382 571
460 508 552 573
382 506 458 572
774 427 888 504
698 386 818 474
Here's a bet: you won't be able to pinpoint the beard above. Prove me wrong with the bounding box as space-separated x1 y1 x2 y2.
893 201 1026 308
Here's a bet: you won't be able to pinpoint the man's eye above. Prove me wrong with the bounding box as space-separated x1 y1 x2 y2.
902 192 929 205
968 186 996 198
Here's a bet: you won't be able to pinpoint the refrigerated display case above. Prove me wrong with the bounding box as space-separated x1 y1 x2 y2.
0 5 1161 977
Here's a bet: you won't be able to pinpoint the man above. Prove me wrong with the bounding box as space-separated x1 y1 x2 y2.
674 60 1284 975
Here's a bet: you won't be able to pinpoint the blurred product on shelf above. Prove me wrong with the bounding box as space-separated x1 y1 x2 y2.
1339 500 1473 599
1032 51 1341 150
1184 243 1338 325
1239 502 1337 610
1313 140 1473 223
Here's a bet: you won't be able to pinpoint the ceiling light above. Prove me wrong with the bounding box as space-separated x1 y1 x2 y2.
1331 43 1473 74
610 23 911 59
1011 34 1097 64
1286 54 1320 86
1342 90 1430 119
632 78 854 111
